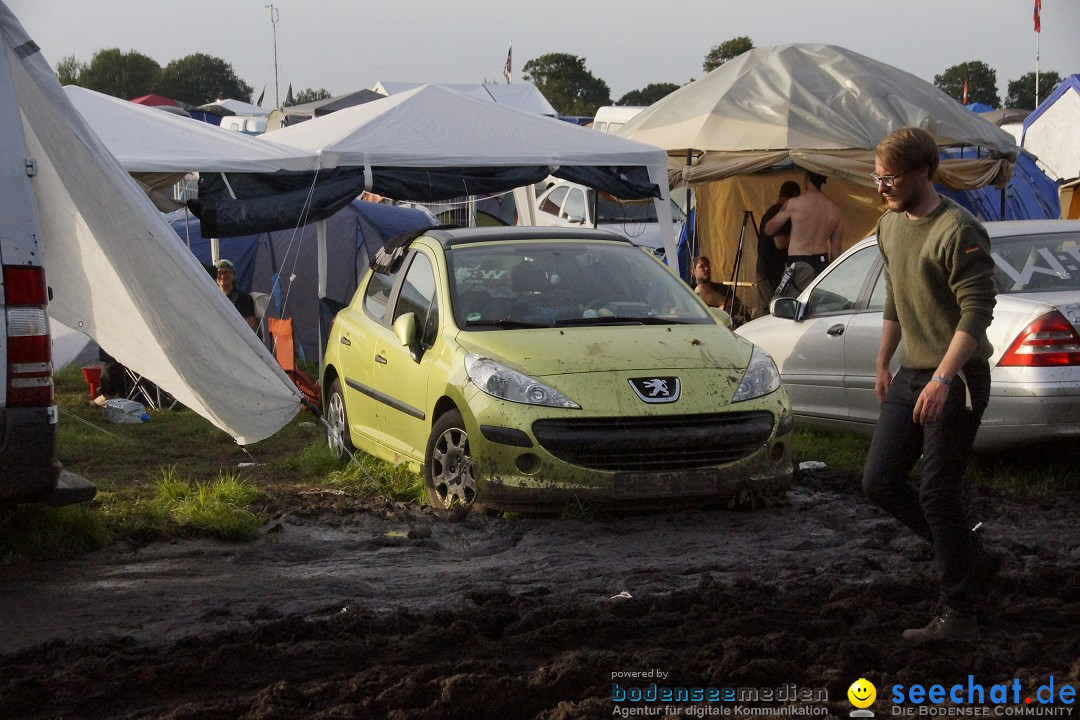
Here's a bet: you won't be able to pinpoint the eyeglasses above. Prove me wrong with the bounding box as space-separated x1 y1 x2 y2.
871 171 902 188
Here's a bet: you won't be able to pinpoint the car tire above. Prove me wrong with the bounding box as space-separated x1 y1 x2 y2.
325 378 355 462
424 409 478 510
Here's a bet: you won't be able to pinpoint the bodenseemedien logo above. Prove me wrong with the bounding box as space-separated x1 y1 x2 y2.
848 678 877 718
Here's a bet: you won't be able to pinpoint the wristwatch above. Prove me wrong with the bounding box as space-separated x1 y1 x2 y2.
931 375 951 386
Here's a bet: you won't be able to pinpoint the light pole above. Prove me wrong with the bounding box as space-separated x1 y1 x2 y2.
266 4 280 108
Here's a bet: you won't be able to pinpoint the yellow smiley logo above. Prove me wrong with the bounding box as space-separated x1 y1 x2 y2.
848 678 877 708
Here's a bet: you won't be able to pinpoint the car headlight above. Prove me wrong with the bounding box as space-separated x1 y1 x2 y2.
731 346 782 402
465 354 581 408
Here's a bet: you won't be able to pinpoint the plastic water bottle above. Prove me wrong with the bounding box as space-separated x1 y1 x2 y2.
102 398 150 424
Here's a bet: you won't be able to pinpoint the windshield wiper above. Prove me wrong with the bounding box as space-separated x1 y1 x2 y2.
553 316 687 326
465 319 550 329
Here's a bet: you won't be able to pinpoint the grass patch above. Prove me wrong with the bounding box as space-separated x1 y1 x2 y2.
324 450 426 504
793 427 871 474
792 425 1080 496
149 468 263 541
1 365 421 561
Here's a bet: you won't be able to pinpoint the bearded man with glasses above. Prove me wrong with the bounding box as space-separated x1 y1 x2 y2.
862 126 1001 641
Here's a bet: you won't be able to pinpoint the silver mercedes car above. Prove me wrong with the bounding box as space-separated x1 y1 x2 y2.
736 220 1080 452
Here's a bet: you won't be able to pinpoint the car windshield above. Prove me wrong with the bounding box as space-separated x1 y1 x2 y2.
992 231 1080 294
447 241 712 329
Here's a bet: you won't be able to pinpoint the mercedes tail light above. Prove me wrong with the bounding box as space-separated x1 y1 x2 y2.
4 265 54 407
997 310 1080 367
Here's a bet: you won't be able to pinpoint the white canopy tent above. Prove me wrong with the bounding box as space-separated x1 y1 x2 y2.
372 81 557 116
64 85 318 206
2 2 302 444
619 44 1019 191
259 84 678 260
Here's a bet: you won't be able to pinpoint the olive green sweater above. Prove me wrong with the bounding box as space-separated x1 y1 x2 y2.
876 197 996 369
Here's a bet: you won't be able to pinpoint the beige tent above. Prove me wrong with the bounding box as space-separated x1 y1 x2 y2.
619 44 1020 299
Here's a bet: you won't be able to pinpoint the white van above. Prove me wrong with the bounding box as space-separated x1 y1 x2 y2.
1 41 95 507
591 106 645 135
219 115 268 135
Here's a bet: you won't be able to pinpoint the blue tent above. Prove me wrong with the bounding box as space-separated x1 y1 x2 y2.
939 148 1060 221
169 199 435 359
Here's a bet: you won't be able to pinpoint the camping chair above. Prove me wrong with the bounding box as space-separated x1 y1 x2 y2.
267 316 321 411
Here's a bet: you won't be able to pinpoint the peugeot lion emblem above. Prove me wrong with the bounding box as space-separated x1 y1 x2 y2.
629 377 681 404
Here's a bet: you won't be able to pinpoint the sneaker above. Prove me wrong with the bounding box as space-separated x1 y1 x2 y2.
902 608 979 641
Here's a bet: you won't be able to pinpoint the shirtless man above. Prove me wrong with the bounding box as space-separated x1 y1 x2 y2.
764 171 844 298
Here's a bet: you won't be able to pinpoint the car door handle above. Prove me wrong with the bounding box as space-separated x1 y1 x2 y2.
340 336 351 346
375 354 387 364
827 324 845 336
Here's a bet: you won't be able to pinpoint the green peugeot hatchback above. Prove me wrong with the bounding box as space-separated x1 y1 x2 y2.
321 226 793 513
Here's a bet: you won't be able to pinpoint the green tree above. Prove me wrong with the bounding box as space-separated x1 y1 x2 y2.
934 61 999 108
55 55 85 86
522 53 610 116
703 36 753 73
617 82 680 107
1005 71 1062 109
293 87 332 104
75 48 161 99
157 53 253 106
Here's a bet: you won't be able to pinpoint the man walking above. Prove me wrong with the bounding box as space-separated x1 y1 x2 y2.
764 171 843 298
862 127 999 640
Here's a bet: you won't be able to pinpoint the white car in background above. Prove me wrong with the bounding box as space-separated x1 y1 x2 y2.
736 220 1080 452
534 181 685 254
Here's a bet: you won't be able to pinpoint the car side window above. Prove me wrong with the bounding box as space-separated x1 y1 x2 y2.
540 186 569 216
394 253 439 347
363 266 400 322
563 188 586 221
805 246 880 315
867 265 887 310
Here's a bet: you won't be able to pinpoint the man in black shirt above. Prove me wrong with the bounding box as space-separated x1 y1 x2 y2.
754 181 800 317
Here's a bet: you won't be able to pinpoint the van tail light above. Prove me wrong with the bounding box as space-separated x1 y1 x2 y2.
4 265 54 407
997 310 1080 367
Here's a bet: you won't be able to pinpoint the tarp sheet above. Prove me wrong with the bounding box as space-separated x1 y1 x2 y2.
1 1 301 444
619 44 1019 190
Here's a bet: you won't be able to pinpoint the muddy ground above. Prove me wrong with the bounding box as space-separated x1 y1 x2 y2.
1 469 1078 720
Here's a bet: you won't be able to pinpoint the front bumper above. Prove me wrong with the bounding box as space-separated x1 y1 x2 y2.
465 396 794 511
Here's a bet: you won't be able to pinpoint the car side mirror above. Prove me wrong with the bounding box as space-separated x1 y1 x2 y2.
392 312 424 362
770 296 800 320
709 307 733 328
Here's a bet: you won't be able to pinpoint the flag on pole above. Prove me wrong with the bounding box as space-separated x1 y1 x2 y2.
284 83 294 107
962 78 969 105
1034 0 1041 32
503 42 512 84
256 85 266 107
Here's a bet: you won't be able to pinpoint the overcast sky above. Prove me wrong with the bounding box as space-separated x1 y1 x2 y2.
8 0 1079 107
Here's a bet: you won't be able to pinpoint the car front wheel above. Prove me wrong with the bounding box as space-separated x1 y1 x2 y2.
325 378 355 462
424 410 477 510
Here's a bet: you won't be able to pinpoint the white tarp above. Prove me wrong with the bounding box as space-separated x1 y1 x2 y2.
64 85 317 174
1 1 302 444
262 84 678 260
619 44 1019 190
372 81 557 116
1022 75 1080 182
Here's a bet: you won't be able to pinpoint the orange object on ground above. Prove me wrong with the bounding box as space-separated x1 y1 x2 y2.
81 365 102 400
267 317 321 411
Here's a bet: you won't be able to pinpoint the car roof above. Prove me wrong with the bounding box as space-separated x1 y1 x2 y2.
422 225 631 248
855 219 1080 250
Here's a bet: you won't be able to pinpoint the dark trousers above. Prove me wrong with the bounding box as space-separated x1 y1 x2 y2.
862 362 990 613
